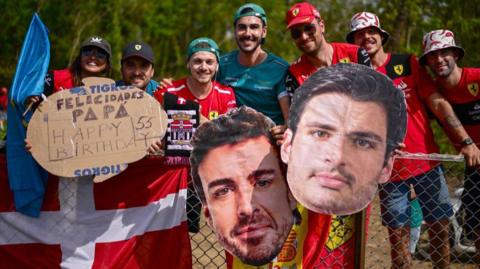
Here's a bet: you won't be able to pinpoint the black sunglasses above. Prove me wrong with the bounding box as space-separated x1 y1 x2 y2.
81 47 108 60
290 24 317 39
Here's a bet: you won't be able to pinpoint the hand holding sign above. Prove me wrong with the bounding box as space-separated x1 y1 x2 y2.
27 77 167 182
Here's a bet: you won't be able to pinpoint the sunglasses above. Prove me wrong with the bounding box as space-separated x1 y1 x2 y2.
290 24 317 39
81 47 108 60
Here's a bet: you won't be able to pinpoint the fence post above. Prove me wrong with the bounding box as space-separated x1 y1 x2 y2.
354 208 366 269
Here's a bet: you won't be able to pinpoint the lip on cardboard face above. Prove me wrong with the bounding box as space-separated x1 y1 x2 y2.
310 172 351 190
233 224 272 241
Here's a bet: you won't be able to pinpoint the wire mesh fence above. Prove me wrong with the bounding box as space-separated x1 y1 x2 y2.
189 155 479 268
0 153 478 268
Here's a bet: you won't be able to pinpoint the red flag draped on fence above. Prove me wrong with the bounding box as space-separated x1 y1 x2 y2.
0 155 192 269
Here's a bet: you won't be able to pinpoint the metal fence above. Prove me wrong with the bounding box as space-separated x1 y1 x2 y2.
1 154 478 268
189 155 479 268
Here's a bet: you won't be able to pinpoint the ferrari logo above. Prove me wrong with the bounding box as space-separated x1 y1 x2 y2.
325 215 355 251
394 64 404 75
339 58 351 63
208 111 219 120
468 83 479 96
292 8 299 16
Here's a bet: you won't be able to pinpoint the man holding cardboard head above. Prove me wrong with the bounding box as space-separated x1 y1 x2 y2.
281 63 407 216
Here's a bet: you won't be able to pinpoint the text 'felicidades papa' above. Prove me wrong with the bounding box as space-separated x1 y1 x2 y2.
56 85 144 122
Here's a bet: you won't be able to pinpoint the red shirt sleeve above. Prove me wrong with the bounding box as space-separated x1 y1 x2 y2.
412 56 437 100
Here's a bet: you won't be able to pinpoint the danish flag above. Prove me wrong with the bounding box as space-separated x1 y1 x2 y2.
0 155 192 269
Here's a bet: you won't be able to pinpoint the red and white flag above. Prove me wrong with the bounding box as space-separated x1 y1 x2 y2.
0 155 192 269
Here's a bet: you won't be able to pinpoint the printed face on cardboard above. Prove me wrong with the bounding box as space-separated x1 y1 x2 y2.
281 92 394 215
198 136 295 266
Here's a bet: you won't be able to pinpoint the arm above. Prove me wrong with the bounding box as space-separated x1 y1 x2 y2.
285 71 299 98
427 92 480 167
25 71 54 109
279 95 290 123
158 77 173 90
270 95 290 146
271 67 295 144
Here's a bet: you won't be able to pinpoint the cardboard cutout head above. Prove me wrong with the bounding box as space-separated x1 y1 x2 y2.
281 63 407 215
190 107 295 266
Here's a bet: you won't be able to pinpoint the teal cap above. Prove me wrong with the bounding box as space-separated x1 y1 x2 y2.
233 3 267 26
186 37 220 61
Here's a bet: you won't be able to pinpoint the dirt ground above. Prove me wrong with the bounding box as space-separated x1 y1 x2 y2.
365 195 477 269
190 164 478 268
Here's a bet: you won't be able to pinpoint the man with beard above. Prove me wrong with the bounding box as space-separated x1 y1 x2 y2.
421 29 480 266
217 3 290 127
190 107 299 266
116 41 159 95
348 14 480 269
284 2 370 97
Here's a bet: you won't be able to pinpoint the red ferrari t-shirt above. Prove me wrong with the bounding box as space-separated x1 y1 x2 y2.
375 54 439 181
155 78 237 120
287 43 370 95
437 68 480 149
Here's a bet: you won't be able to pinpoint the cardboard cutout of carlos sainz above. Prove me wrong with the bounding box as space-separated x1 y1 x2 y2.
281 63 407 216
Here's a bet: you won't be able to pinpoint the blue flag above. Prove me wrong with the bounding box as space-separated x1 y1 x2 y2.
6 13 50 217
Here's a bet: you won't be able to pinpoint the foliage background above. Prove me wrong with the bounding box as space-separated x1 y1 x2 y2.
1 0 479 151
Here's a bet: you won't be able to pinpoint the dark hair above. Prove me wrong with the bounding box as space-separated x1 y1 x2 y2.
288 63 407 161
69 47 112 86
190 106 276 203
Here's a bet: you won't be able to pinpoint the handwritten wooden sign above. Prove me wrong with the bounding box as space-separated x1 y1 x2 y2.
27 77 167 182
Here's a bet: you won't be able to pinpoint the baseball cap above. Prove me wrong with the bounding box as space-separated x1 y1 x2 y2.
122 41 155 64
80 36 111 58
187 37 220 62
346 12 390 44
419 29 464 65
234 3 267 26
286 2 321 29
